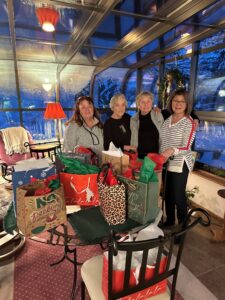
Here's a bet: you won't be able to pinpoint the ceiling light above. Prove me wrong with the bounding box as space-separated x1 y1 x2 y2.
181 32 190 38
36 7 59 32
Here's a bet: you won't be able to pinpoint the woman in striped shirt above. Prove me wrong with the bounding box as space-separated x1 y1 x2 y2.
160 89 196 227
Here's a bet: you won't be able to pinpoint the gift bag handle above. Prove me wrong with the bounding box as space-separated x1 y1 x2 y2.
97 163 111 184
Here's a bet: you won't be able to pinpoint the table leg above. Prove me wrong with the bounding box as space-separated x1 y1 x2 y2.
50 245 82 299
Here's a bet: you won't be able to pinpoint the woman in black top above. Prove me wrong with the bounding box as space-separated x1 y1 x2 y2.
104 94 131 151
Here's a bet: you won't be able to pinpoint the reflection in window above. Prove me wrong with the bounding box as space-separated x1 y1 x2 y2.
0 111 20 128
60 65 94 108
18 61 57 108
93 67 128 108
141 66 159 105
195 49 225 111
23 111 56 140
194 121 225 174
0 60 18 109
164 58 191 91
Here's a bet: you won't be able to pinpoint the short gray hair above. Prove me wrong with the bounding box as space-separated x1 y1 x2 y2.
109 93 127 110
136 91 154 107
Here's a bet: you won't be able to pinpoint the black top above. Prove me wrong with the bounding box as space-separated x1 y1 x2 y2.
103 113 131 150
138 112 159 159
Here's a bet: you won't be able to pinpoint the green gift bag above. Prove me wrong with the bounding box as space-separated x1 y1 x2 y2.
118 176 160 225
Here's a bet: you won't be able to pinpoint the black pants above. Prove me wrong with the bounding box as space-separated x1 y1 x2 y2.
164 163 189 225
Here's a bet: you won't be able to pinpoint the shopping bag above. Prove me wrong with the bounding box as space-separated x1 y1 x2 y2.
12 165 56 212
98 181 126 225
55 153 91 173
60 172 99 206
16 180 66 237
118 176 160 225
102 151 129 174
102 252 167 300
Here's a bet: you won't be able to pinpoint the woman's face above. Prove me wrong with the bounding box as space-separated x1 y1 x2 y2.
79 100 94 120
172 95 187 115
138 95 153 115
112 98 126 119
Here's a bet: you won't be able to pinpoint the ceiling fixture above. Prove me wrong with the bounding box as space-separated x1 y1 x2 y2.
36 7 59 32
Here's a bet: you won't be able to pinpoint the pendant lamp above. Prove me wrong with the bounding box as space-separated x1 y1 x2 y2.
36 7 59 32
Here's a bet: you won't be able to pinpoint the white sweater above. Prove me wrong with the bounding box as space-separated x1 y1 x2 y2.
160 116 196 173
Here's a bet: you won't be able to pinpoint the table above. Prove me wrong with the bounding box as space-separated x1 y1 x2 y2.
24 141 61 160
30 206 143 299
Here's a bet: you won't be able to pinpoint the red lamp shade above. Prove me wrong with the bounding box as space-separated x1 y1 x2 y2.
44 103 66 120
36 7 59 32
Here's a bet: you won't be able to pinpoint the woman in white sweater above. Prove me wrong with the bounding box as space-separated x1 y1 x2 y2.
160 89 196 227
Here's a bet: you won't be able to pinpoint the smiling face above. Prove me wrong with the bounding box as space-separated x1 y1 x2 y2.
112 97 127 119
171 95 187 116
79 99 94 121
138 95 153 115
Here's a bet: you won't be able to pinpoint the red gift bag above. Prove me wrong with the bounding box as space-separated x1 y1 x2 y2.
102 253 167 300
60 172 99 206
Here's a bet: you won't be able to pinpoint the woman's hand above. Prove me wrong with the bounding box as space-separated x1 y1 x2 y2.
161 148 174 160
124 145 137 152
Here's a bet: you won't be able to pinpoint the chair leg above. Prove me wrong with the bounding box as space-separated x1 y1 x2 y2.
81 280 86 300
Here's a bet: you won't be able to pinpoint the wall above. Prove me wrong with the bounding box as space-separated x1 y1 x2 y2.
187 172 225 219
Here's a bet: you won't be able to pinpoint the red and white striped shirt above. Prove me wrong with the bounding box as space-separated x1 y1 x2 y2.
160 116 196 173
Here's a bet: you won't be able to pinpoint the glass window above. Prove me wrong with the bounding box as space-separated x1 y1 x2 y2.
194 120 225 176
194 49 225 112
200 29 225 49
124 71 137 108
0 60 18 109
93 67 128 108
18 61 57 108
141 65 159 105
0 111 20 128
60 65 94 108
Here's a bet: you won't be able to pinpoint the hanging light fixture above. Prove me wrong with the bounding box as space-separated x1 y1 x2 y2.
36 7 59 32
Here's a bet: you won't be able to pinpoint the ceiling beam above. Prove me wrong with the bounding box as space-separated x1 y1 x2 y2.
56 0 121 74
7 0 23 124
34 0 104 12
130 18 225 69
93 0 218 75
111 9 219 29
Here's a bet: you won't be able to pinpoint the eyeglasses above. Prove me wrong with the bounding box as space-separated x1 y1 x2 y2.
172 100 186 104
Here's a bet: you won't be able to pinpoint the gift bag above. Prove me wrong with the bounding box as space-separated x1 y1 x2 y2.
12 165 56 212
55 153 91 173
98 181 126 225
98 164 126 225
60 172 99 206
102 151 129 174
16 181 66 237
102 252 167 300
118 176 160 225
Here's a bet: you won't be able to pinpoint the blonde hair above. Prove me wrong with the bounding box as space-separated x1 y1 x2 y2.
109 93 127 110
136 91 154 107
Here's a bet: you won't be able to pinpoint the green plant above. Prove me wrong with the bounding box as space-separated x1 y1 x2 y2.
186 186 199 206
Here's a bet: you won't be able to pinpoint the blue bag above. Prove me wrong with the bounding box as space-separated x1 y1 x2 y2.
12 165 56 213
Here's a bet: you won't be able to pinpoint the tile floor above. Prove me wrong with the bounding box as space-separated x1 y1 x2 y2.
0 180 225 300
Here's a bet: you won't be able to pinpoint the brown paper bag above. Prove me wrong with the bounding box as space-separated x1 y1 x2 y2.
102 151 129 174
16 181 67 237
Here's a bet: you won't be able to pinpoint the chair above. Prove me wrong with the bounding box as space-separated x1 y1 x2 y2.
0 127 32 181
24 140 61 161
81 208 210 300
